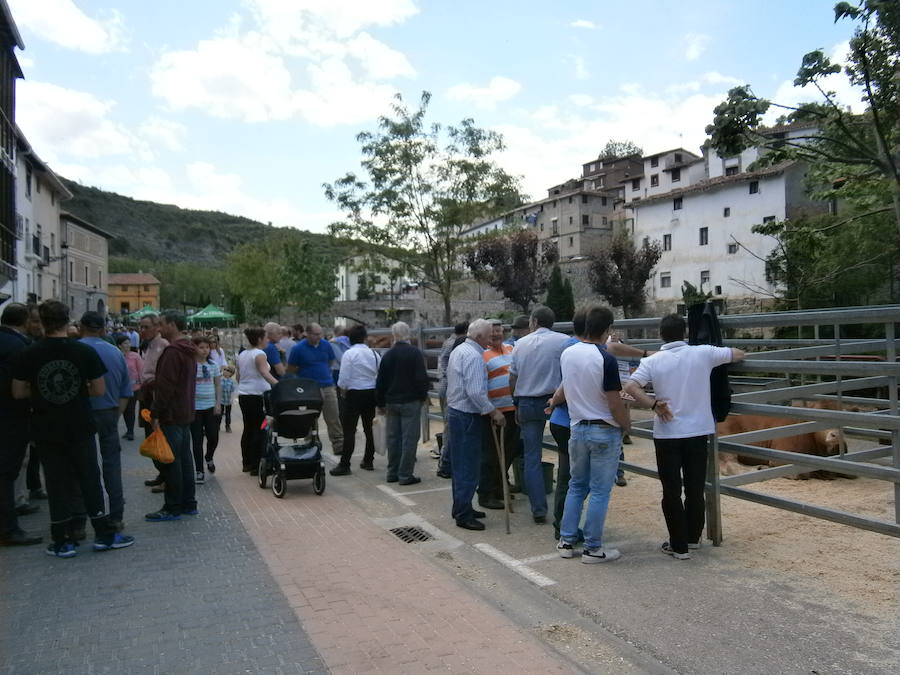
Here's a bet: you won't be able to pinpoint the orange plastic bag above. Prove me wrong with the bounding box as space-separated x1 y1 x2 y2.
139 409 174 463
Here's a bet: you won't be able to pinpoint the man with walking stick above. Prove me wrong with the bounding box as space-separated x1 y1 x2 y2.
446 319 505 531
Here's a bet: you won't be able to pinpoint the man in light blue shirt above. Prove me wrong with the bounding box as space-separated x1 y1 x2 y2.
79 311 133 528
509 306 571 523
446 319 504 531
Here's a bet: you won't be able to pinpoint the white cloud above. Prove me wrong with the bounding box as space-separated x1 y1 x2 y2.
565 54 590 81
665 71 742 95
9 0 126 54
138 118 188 152
446 76 522 110
149 0 418 125
17 53 34 70
683 32 710 61
702 71 742 86
568 94 594 107
16 80 148 162
570 19 597 30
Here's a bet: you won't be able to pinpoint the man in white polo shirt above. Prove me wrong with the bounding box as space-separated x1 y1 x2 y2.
549 305 666 563
624 314 744 560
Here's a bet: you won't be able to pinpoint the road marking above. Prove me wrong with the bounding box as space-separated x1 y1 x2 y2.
376 484 416 506
474 543 556 587
519 553 561 565
401 486 452 496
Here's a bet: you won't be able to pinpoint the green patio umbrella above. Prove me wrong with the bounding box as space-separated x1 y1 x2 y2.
124 304 158 321
188 304 237 326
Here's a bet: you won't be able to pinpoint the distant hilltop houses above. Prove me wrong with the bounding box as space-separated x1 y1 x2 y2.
460 122 825 315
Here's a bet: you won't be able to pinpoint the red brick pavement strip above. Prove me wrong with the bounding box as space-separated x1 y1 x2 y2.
213 431 576 674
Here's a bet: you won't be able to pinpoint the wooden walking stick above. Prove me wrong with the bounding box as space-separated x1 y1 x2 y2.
492 425 512 534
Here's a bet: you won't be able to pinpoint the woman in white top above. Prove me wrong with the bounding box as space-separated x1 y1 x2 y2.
209 335 228 368
236 326 279 474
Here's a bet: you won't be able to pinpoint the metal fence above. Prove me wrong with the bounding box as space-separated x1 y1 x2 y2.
369 304 900 542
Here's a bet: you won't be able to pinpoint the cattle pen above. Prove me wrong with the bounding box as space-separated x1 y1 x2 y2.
370 303 900 544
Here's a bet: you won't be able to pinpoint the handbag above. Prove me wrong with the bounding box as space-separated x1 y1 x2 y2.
138 408 175 463
372 413 387 456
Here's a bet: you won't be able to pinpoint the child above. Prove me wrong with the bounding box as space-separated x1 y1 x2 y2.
220 365 235 433
116 336 144 441
191 336 222 482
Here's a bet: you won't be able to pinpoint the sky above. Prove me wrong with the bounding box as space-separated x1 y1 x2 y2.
10 0 863 234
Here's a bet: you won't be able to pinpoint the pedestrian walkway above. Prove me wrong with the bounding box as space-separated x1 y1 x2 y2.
1 419 576 674
0 431 326 674
215 431 575 674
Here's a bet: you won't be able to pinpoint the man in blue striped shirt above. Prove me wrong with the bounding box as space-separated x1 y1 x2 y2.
446 319 504 531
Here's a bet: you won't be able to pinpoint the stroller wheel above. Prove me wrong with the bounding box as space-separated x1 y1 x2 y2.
257 458 268 489
272 470 286 498
313 467 326 495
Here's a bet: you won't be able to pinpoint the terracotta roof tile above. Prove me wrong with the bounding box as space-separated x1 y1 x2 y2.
108 273 161 286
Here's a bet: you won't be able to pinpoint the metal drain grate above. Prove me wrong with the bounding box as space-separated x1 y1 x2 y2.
389 525 434 543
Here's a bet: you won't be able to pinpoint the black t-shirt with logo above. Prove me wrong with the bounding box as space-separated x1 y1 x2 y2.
13 337 107 443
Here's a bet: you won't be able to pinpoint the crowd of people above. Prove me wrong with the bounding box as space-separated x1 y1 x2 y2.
1 298 743 566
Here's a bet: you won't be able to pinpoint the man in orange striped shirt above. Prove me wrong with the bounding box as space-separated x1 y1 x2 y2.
477 320 522 510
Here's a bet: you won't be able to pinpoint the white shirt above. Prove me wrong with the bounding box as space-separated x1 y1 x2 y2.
337 344 379 391
559 341 621 427
209 347 227 368
447 339 493 414
629 341 733 439
509 327 572 396
236 348 272 396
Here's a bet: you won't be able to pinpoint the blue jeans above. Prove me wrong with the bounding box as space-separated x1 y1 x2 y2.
92 407 125 522
517 396 549 517
560 423 623 550
448 408 482 522
161 424 196 514
386 401 421 482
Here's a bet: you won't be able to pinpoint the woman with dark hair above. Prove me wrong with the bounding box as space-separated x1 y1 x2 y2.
235 327 278 474
116 335 144 441
190 335 221 483
331 324 380 475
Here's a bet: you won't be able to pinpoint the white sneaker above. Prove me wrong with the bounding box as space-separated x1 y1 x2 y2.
557 539 575 559
429 448 442 459
195 471 205 485
688 541 701 550
661 542 690 560
581 547 621 563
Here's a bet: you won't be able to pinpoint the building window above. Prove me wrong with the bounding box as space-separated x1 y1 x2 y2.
69 261 73 282
84 265 89 284
674 153 682 163
25 166 32 199
749 181 759 194
671 168 681 182
714 285 722 295
762 215 776 223
650 174 659 187
663 234 671 251
540 204 544 212
590 162 597 172
36 179 41 194
98 270 102 287
600 196 607 206
660 273 671 288
552 200 557 207
581 194 588 204
569 216 573 224
121 302 130 313
540 223 544 232
602 216 608 226
70 295 74 310
52 279 57 297
650 156 659 168
568 196 573 204
673 197 683 210
699 227 708 246
723 207 731 217
700 270 710 286
569 236 574 247
727 243 738 254
50 233 55 253
631 178 640 191
551 218 558 235
581 214 589 227
725 166 739 176
596 177 605 188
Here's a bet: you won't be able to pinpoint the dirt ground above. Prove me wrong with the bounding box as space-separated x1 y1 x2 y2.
601 434 899 622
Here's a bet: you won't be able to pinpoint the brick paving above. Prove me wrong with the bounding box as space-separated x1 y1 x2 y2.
0 429 327 675
215 427 576 674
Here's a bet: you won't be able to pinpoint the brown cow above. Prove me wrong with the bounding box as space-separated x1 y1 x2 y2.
716 407 849 480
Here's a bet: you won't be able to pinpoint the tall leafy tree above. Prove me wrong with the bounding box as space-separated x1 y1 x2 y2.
598 139 643 160
706 1 900 236
325 92 526 324
587 233 662 317
464 230 558 314
561 277 575 322
544 265 565 318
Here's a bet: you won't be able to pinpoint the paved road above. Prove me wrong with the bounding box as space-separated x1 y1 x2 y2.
0 430 327 675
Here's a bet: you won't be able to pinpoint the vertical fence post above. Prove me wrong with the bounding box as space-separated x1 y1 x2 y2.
418 323 430 443
886 321 898 525
705 432 723 546
835 322 844 457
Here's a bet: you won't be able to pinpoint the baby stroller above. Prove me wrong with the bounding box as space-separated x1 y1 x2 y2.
258 377 326 498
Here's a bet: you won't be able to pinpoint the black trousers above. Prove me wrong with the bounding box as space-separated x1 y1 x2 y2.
549 422 571 536
654 435 708 554
221 404 232 428
339 389 377 467
191 407 221 468
122 396 137 435
38 436 114 544
239 395 266 470
0 420 30 536
477 410 521 500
